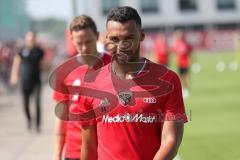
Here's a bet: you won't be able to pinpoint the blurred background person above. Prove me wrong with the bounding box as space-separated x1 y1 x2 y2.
153 33 169 66
52 15 111 160
172 30 192 98
10 31 44 133
0 42 14 91
234 31 240 67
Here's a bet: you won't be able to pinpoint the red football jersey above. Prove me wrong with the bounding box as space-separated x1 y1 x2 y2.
154 38 169 65
172 40 192 68
78 58 188 160
52 53 111 158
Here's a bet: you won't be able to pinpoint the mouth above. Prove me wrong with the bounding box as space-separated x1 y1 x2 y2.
113 52 129 63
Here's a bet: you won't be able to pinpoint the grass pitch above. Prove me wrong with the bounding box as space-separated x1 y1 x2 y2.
176 53 240 160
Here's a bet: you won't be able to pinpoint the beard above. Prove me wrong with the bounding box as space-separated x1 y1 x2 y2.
112 44 140 64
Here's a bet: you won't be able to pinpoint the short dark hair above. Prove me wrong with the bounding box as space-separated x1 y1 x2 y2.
106 6 142 27
70 15 98 34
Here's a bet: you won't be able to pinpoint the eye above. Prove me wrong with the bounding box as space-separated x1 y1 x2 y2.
109 37 119 43
85 40 91 44
125 35 134 41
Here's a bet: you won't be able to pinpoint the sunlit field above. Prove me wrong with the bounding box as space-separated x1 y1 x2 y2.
170 53 240 160
145 51 240 159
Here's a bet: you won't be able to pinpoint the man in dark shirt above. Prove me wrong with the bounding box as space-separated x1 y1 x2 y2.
11 31 44 133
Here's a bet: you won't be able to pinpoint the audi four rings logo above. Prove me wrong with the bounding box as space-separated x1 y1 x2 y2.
143 98 157 103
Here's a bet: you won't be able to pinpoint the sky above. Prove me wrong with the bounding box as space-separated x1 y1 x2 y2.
26 0 72 20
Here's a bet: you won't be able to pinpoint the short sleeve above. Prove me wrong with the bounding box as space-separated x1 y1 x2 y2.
52 69 69 102
163 73 188 122
76 96 97 126
53 91 68 102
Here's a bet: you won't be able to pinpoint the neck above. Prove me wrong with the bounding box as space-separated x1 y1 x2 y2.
26 45 34 49
112 58 145 79
78 52 100 68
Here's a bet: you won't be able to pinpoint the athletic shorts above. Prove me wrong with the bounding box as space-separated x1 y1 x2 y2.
65 158 80 160
178 67 189 75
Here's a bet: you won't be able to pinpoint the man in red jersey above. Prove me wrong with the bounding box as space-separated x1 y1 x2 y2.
52 15 111 160
80 6 187 160
154 33 169 66
172 31 192 98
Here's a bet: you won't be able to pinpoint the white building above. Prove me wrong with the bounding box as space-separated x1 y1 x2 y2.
73 0 240 32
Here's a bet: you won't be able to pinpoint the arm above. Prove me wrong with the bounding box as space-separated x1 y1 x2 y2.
10 55 21 86
153 121 184 160
81 125 98 160
39 48 47 72
53 102 68 160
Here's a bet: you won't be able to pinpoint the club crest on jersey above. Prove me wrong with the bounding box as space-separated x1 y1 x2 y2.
117 91 132 106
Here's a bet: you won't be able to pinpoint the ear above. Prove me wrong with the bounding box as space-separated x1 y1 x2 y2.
140 29 145 42
96 32 100 40
70 32 76 47
105 32 108 40
70 32 74 41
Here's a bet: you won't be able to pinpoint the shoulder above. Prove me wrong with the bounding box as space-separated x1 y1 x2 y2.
161 69 182 95
145 58 169 77
18 47 28 58
34 46 44 55
99 63 110 75
101 53 112 65
147 58 179 79
84 63 111 88
64 65 88 85
153 62 180 85
93 63 110 82
144 58 180 91
19 47 25 54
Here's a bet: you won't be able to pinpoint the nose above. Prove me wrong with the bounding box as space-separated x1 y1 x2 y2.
118 41 132 51
81 44 88 53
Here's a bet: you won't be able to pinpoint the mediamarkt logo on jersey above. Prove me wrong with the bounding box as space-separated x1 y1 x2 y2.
102 113 157 123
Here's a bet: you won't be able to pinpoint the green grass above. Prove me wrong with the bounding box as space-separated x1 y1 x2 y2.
171 53 240 160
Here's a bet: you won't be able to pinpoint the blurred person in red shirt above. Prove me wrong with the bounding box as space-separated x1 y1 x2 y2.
52 15 111 160
153 33 169 66
172 30 192 98
0 43 13 87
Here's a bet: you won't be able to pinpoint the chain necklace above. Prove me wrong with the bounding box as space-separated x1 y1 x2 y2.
112 59 146 80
